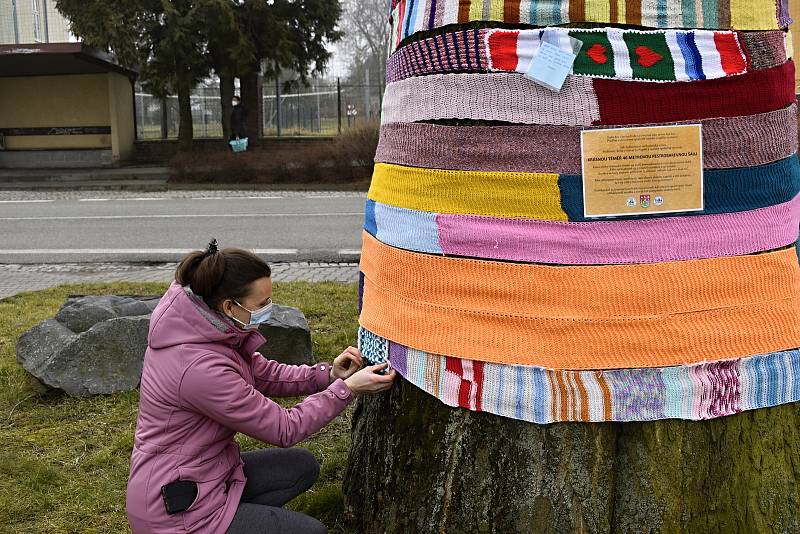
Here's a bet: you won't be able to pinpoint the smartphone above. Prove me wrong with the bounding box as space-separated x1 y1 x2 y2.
161 480 198 515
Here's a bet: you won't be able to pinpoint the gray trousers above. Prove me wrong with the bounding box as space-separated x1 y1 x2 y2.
226 448 327 534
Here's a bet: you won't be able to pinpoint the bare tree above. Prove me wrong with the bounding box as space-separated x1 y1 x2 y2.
339 0 389 81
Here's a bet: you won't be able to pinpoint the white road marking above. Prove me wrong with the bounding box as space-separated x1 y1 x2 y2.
2 248 300 255
337 249 361 255
0 212 363 221
78 198 110 202
0 200 55 204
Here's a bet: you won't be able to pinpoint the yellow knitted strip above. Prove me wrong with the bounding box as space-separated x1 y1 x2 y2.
583 0 611 24
489 0 505 20
368 163 569 220
469 0 484 21
616 0 626 24
730 0 777 29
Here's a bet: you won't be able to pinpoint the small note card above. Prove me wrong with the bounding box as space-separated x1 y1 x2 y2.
524 34 582 92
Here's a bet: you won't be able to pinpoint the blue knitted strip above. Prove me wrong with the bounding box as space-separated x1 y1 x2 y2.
558 154 800 222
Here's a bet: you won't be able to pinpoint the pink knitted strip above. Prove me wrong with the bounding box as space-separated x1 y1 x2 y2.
435 194 800 265
375 104 798 173
381 72 600 126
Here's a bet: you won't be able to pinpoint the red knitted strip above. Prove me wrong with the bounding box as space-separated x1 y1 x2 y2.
474 360 485 412
715 32 748 75
487 30 519 71
593 61 795 125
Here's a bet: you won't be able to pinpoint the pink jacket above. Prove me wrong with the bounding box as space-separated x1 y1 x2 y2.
126 282 353 533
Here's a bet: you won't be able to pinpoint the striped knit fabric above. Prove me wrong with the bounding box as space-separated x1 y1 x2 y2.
362 11 800 423
358 327 800 423
389 0 789 52
386 28 790 83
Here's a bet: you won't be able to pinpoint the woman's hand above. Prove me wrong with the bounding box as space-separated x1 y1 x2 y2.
344 363 396 395
330 346 364 383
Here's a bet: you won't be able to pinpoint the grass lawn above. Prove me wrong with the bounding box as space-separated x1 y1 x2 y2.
0 281 359 533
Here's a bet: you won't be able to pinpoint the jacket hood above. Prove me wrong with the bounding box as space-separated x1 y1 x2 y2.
148 281 266 355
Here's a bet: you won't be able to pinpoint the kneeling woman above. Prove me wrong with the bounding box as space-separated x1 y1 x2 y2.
126 241 394 533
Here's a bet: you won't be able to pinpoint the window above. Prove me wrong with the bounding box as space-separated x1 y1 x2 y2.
31 0 42 42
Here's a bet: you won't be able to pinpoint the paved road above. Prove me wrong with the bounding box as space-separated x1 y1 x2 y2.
0 190 366 263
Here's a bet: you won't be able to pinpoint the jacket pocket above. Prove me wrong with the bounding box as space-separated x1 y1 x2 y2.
177 458 232 531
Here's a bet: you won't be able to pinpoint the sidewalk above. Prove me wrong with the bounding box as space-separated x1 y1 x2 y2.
0 166 169 190
0 262 359 300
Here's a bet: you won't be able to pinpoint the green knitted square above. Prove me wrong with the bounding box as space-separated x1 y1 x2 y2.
569 31 616 78
623 32 676 81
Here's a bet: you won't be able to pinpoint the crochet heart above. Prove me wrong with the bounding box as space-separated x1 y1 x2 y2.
635 46 663 68
586 43 608 65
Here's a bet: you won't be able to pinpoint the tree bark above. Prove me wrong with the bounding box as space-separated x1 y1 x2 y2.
240 69 262 147
343 378 800 533
219 73 235 141
176 81 194 152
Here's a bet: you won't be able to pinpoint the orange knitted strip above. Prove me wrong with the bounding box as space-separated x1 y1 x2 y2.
359 232 800 369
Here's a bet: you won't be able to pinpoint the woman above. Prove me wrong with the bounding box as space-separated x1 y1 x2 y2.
230 95 247 144
126 240 395 533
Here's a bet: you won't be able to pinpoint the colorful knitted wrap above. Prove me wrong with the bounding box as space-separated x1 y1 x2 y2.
386 28 791 83
389 0 792 51
360 5 800 422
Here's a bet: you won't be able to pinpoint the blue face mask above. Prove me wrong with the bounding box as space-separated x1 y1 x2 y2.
231 300 273 330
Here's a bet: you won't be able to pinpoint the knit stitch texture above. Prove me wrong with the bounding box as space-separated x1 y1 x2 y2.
375 105 798 173
359 232 800 369
358 326 800 423
368 157 800 221
364 194 800 264
381 62 796 126
389 0 787 51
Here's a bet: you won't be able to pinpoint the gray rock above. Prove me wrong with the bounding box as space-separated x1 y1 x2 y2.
256 304 313 365
39 316 151 396
16 295 159 397
16 295 316 397
54 295 160 333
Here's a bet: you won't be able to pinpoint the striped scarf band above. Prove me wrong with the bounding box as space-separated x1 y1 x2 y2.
381 62 796 126
364 194 800 265
359 232 800 369
368 157 800 221
358 326 800 423
376 105 798 173
389 0 790 51
386 27 790 83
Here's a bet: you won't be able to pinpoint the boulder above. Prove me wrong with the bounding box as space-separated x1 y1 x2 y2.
16 295 316 396
16 295 159 397
256 304 314 365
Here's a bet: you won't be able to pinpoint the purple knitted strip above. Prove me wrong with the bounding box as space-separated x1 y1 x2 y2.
777 0 793 27
739 30 790 69
386 29 486 83
375 104 798 173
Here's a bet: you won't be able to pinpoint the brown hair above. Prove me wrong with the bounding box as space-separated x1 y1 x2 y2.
175 240 271 310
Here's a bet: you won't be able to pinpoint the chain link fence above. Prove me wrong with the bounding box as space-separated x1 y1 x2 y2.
136 80 384 140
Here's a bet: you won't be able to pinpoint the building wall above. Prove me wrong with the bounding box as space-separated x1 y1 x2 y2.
0 0 72 44
0 74 111 149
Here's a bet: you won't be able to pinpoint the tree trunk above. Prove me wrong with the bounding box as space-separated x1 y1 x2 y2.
343 378 800 533
240 69 262 148
176 81 194 152
219 73 235 141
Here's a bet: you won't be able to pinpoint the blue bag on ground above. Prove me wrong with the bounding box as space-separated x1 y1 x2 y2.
229 138 248 152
